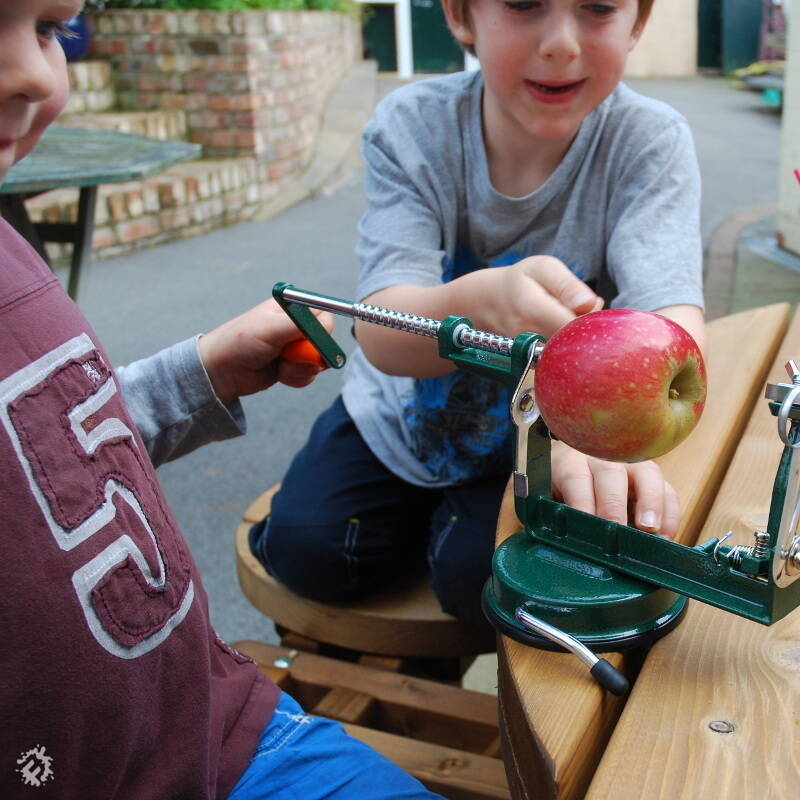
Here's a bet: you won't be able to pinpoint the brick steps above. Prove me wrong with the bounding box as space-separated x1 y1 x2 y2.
64 59 188 141
15 12 367 264
36 60 270 261
26 157 277 262
59 109 189 142
64 61 115 114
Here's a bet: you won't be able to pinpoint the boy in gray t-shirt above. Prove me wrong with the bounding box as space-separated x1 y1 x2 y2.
251 0 706 625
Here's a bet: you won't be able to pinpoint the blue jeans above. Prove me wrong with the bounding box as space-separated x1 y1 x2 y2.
227 692 443 799
249 396 508 627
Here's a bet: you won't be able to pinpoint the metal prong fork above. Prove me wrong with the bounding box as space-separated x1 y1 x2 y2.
510 343 542 498
778 360 800 448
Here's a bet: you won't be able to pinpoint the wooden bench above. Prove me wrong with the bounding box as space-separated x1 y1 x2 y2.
495 303 797 799
236 485 495 665
235 487 503 798
235 639 509 800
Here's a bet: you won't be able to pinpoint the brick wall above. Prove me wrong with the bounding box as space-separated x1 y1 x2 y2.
89 9 361 177
25 10 364 263
63 60 115 114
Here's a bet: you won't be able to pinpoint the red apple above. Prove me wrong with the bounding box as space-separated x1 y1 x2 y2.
533 309 707 462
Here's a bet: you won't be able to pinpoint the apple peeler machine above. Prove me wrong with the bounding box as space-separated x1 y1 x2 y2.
274 282 800 695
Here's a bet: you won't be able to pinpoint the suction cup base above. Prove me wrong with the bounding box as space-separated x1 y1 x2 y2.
482 586 687 653
483 531 689 653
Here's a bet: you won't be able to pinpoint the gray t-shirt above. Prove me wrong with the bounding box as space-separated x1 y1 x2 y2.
342 71 703 488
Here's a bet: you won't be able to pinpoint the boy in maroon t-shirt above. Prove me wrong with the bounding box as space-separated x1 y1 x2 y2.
0 2 442 798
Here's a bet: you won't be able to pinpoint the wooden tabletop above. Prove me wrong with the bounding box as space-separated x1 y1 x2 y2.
0 125 200 194
495 303 799 800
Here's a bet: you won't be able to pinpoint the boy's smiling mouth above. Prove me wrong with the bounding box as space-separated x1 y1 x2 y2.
527 79 587 94
525 78 587 103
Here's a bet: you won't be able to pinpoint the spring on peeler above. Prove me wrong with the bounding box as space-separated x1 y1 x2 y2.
726 531 771 570
352 303 442 339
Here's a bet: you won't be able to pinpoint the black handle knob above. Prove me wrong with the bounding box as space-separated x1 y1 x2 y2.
590 659 630 696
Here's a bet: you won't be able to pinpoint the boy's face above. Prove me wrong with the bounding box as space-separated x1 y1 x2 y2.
443 0 643 148
0 1 81 183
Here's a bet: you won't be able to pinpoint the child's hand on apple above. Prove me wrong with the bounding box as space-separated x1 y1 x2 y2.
551 440 681 539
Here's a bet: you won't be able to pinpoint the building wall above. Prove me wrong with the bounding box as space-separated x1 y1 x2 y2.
357 0 700 79
625 0 699 78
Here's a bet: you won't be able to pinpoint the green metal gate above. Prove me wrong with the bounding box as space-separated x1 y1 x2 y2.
411 0 463 73
721 0 762 73
363 4 397 73
698 0 722 69
698 0 763 73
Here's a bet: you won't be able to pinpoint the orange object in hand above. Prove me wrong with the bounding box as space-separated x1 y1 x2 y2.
281 337 328 368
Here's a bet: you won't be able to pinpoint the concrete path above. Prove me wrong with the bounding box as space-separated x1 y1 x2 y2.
73 67 798 650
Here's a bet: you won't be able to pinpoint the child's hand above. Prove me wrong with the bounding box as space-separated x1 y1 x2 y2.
468 255 602 339
550 440 680 539
198 299 333 406
356 255 601 378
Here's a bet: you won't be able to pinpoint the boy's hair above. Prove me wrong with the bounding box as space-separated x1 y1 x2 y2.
447 1 655 55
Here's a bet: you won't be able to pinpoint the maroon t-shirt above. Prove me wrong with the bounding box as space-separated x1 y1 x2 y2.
0 220 277 797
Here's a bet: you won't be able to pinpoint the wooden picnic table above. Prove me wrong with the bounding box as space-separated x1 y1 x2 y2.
0 125 200 301
494 302 800 800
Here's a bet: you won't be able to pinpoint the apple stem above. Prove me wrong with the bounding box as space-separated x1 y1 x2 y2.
669 387 679 400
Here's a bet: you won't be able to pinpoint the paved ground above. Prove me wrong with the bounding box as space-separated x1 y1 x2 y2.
70 68 800 665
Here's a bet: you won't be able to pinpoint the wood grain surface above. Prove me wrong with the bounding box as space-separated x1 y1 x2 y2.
495 303 792 800
586 305 800 799
236 639 510 800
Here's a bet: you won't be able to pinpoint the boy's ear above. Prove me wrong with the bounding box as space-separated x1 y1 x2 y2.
441 0 474 48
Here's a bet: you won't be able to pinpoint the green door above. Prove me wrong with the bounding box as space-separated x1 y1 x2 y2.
363 4 398 73
411 0 463 73
721 0 762 73
698 0 722 69
698 0 763 74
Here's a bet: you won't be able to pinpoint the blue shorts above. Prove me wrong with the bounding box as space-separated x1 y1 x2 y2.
228 692 444 799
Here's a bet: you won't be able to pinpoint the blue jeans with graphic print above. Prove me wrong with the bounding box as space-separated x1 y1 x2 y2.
249 396 508 627
227 692 443 799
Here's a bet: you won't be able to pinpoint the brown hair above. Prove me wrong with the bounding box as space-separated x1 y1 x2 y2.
447 0 655 52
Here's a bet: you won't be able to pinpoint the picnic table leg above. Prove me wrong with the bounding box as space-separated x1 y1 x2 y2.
0 187 97 301
0 194 51 265
66 186 98 301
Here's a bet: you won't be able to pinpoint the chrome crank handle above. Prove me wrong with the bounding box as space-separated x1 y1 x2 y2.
515 605 630 696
